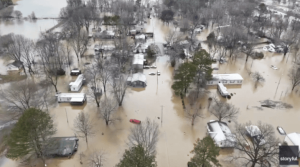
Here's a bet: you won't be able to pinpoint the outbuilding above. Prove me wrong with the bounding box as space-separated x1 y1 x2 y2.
127 73 147 87
207 74 243 85
45 137 79 158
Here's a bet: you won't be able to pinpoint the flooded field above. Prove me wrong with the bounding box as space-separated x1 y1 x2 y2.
1 2 300 167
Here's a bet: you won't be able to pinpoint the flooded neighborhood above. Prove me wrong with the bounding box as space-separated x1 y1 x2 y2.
1 0 300 167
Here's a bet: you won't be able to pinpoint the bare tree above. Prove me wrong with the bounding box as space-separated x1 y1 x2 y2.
185 91 203 126
289 66 300 91
7 34 27 75
0 80 55 119
252 72 265 88
111 74 128 106
232 122 280 167
128 118 159 156
85 63 102 107
69 30 89 62
209 97 239 122
96 59 112 94
88 150 106 167
73 111 94 146
98 96 118 126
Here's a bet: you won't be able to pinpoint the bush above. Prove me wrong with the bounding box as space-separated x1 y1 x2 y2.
171 59 176 67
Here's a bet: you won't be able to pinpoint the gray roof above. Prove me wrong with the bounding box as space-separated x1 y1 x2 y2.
46 137 78 156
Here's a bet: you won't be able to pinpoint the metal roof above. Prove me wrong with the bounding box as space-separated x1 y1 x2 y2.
133 54 144 65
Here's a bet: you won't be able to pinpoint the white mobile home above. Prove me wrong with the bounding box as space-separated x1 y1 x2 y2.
207 120 236 148
217 82 229 97
133 54 144 70
207 74 243 85
127 73 147 87
56 93 86 105
69 74 85 92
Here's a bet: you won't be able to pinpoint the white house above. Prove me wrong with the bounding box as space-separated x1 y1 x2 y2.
135 34 146 40
207 120 236 148
133 54 144 70
285 133 300 156
69 74 85 92
217 82 229 97
127 73 147 87
6 61 23 71
56 93 86 105
207 74 243 85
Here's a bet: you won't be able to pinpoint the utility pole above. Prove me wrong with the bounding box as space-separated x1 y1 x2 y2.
161 106 164 127
65 108 69 125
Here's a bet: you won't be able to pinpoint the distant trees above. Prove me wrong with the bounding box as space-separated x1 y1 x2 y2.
73 111 94 146
189 136 221 167
160 10 174 24
116 145 157 167
128 118 159 156
185 91 204 126
232 122 280 167
209 97 239 122
6 108 56 165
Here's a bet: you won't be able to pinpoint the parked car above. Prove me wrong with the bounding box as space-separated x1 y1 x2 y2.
70 68 81 76
263 45 275 52
150 65 157 69
149 72 156 75
157 71 161 75
130 119 141 124
143 66 150 69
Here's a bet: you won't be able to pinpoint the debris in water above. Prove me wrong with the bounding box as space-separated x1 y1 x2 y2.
230 93 233 96
102 133 104 135
260 100 293 109
158 117 160 119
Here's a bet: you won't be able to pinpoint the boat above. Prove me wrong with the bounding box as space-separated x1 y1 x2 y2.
277 126 286 135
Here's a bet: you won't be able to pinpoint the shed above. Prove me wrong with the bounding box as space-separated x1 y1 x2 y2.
6 60 23 71
207 120 236 147
45 137 79 157
133 54 144 70
127 73 147 87
207 74 243 85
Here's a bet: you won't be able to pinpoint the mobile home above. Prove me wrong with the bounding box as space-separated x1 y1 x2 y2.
56 93 86 105
69 74 85 92
207 120 236 148
207 74 243 85
217 82 229 98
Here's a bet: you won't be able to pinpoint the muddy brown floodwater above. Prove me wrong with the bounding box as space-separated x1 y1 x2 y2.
2 16 300 167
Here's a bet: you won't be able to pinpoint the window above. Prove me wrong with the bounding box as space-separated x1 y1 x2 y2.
230 80 235 83
222 81 227 83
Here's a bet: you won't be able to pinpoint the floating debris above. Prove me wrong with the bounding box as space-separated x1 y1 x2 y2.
260 100 293 109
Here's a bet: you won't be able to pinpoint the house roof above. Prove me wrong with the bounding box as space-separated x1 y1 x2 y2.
69 74 84 87
207 120 235 147
45 137 78 156
133 54 144 65
57 93 85 98
211 74 243 81
131 73 147 83
135 34 146 40
285 133 300 152
7 60 23 68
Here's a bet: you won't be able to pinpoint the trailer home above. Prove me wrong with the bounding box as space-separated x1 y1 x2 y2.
207 74 243 85
69 74 85 92
217 82 230 98
56 93 86 105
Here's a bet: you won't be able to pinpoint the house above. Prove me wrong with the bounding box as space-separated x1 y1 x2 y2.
285 133 300 156
6 60 23 71
135 34 146 40
133 54 144 70
207 74 243 85
45 137 79 157
207 120 236 147
127 73 147 87
56 93 86 105
69 74 85 92
217 82 229 98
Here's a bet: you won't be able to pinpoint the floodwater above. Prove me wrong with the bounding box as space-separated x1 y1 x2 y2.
13 0 67 18
2 11 300 167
